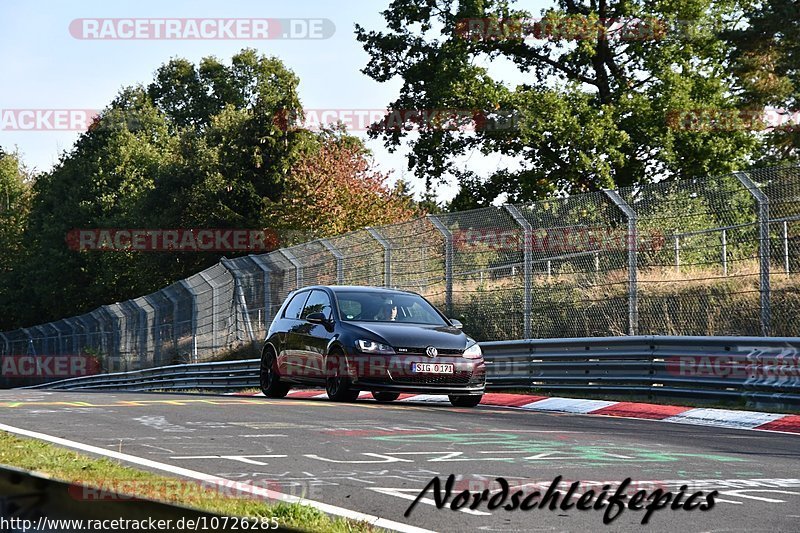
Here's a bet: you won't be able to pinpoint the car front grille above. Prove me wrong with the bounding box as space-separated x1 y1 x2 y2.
394 347 463 356
392 371 477 386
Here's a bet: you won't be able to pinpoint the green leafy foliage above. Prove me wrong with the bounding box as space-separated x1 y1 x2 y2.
356 0 760 206
0 50 418 330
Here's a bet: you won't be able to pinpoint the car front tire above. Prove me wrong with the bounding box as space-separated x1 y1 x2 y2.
325 353 359 402
448 394 482 407
260 347 290 398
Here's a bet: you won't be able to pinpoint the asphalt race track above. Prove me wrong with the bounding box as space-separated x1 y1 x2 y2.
1 390 798 532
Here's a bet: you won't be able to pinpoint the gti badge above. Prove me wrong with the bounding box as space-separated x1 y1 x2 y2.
425 346 438 358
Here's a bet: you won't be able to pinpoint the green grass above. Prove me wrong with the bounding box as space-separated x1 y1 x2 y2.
0 431 381 532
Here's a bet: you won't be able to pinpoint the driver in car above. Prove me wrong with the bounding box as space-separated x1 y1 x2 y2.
375 302 398 321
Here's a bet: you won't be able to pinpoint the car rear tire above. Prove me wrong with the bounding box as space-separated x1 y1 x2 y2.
448 395 482 407
326 353 359 402
372 392 401 403
260 347 290 398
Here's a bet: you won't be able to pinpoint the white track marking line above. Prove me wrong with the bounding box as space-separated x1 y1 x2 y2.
368 487 491 516
0 423 435 533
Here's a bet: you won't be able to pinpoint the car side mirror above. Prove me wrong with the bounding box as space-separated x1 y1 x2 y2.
306 312 330 326
449 319 463 329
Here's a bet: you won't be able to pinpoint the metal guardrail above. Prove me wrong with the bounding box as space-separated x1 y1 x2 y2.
23 336 800 407
23 360 261 392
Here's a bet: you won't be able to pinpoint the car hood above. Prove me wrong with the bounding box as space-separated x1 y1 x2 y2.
345 322 469 351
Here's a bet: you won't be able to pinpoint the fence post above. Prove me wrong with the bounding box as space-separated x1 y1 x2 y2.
426 214 453 316
179 280 198 362
279 249 303 290
604 190 638 336
721 229 728 276
75 315 95 371
783 220 790 275
220 258 256 344
197 271 219 352
734 171 771 336
162 289 180 359
320 238 345 285
503 205 532 339
249 255 273 331
133 299 155 366
65 318 79 358
366 227 392 288
673 235 680 273
53 324 63 356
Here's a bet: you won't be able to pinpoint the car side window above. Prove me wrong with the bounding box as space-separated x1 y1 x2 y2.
338 298 362 320
301 290 333 321
282 291 310 320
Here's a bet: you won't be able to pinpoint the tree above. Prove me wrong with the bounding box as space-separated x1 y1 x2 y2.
269 129 419 239
2 50 420 329
356 0 758 207
0 149 31 329
724 0 800 165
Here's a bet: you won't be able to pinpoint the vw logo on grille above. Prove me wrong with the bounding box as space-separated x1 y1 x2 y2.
425 346 438 358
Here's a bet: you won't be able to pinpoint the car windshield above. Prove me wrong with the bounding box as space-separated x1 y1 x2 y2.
335 291 448 325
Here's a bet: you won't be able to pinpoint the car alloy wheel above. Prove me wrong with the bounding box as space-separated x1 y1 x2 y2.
325 353 359 402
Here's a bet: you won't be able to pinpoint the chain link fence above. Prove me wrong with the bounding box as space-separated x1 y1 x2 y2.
1 166 798 378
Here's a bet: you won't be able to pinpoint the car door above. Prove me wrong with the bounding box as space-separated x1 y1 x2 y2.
297 289 335 382
279 290 311 379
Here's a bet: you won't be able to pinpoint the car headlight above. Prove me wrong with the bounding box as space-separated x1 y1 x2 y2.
463 342 482 359
356 339 395 354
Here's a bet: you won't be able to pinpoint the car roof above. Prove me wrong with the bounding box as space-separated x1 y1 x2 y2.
300 285 419 296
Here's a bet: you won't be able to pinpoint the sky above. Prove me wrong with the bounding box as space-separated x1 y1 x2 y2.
0 0 553 203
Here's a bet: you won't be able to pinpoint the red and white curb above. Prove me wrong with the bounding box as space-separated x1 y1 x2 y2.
235 390 800 435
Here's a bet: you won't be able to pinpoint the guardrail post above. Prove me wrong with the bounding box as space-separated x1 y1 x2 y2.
504 205 532 339
735 171 771 336
279 249 303 290
320 238 345 285
249 255 273 331
366 227 392 288
426 215 453 316
604 190 638 336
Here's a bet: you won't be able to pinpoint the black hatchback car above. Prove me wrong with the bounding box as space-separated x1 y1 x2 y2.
259 286 485 407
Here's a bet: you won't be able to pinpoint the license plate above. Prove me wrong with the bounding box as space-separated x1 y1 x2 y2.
412 362 454 374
